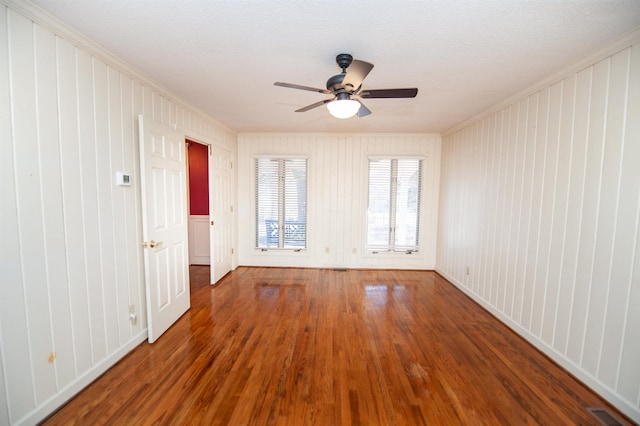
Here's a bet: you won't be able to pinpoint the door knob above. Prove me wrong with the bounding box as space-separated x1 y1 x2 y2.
143 240 163 248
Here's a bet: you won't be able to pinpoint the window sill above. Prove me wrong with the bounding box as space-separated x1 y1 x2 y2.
254 248 308 254
363 250 420 257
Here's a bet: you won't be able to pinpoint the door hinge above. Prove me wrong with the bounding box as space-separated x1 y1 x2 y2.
230 205 233 213
231 248 234 254
209 145 212 155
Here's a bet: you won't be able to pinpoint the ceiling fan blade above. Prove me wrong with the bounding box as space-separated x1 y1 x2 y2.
274 82 332 94
295 98 333 112
357 101 372 118
342 60 374 90
359 88 418 98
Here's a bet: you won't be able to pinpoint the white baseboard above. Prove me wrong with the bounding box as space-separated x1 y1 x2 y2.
435 268 640 424
16 330 148 426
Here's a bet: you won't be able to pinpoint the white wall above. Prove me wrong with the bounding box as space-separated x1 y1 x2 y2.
238 133 441 269
437 34 640 422
0 1 237 424
188 216 211 265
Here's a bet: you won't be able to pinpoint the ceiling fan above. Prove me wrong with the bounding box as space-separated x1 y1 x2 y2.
274 53 418 119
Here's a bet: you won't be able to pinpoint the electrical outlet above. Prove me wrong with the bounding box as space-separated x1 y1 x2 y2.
129 304 137 324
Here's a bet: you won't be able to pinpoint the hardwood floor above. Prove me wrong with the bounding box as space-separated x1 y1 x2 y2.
43 266 631 425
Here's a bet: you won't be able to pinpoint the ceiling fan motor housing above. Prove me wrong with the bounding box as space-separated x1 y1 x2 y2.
326 74 347 92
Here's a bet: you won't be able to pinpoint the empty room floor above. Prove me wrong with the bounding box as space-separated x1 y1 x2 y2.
42 266 631 425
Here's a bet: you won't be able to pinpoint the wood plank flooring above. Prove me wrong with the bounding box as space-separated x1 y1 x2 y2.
43 267 632 425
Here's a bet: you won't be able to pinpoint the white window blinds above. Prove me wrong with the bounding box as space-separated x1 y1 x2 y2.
366 158 422 252
255 158 307 249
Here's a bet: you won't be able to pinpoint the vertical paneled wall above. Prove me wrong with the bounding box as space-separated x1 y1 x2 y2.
437 40 640 422
237 134 441 269
0 3 236 424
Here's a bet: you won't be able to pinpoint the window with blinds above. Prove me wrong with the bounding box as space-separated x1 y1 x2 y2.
255 158 307 249
366 158 422 253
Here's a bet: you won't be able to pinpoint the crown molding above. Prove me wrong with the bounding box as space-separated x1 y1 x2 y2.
443 27 640 137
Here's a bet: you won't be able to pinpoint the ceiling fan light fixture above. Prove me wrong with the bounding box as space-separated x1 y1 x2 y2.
327 99 360 119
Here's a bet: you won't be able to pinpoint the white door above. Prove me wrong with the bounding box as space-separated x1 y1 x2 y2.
139 115 190 343
210 144 233 284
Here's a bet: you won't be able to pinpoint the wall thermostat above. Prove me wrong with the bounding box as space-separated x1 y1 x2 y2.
116 172 131 186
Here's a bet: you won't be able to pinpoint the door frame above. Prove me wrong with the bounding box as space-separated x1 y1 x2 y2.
183 132 236 282
186 140 211 266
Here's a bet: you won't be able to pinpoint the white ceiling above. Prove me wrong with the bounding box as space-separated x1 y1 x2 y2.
31 0 640 134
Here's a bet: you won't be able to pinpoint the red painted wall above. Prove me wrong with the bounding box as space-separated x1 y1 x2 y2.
187 141 209 215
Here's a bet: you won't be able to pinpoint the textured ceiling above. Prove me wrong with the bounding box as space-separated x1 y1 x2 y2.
30 0 640 133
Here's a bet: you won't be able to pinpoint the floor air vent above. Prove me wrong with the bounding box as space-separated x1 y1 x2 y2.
585 407 624 426
333 268 348 272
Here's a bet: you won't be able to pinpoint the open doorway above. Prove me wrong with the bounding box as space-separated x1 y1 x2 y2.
186 140 210 265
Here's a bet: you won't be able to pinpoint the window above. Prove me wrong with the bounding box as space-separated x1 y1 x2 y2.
255 158 307 249
366 158 422 253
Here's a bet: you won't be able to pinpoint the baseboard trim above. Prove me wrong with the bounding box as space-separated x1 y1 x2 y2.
435 268 640 424
15 330 148 426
